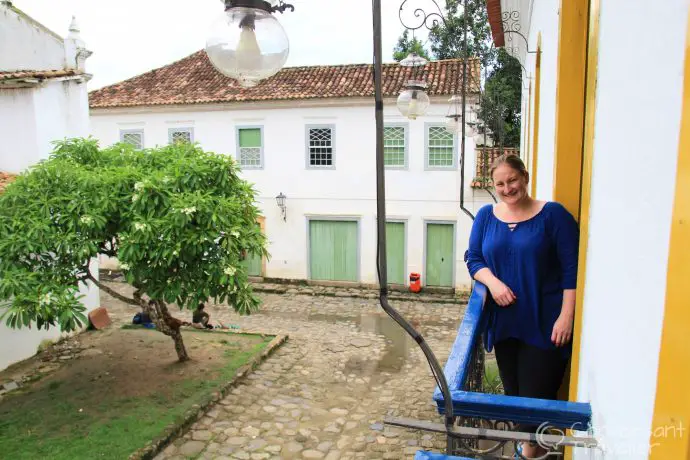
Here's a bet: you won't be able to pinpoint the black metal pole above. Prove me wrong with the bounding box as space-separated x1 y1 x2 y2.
459 0 474 221
371 0 456 454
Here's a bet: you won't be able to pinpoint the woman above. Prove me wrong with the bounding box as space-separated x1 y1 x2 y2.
465 154 579 458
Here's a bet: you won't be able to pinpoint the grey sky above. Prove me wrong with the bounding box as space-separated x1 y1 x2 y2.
14 0 434 90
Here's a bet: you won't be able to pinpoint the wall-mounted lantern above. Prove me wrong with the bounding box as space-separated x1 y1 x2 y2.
275 192 287 221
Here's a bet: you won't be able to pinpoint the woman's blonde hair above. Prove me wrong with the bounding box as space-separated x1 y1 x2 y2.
490 153 528 180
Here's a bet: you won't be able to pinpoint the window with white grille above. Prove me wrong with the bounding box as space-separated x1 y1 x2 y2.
426 125 456 168
306 126 335 168
169 128 194 144
384 125 407 168
120 130 144 149
237 127 263 169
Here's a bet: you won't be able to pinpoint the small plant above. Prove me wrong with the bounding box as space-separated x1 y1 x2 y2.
483 359 504 394
37 339 55 353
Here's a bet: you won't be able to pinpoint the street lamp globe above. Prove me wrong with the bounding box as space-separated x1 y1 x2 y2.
206 1 290 88
397 81 430 120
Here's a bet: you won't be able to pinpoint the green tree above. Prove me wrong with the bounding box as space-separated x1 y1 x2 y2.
427 0 495 71
393 29 431 62
479 48 522 147
0 138 267 361
425 0 522 148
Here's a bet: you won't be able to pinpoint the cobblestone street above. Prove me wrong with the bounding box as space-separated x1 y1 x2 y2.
103 282 465 460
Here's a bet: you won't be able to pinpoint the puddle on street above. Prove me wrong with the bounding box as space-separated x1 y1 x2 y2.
255 308 451 378
308 311 416 374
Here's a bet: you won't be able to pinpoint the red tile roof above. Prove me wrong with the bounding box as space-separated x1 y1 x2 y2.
0 172 17 194
486 0 505 47
0 69 82 81
89 50 480 109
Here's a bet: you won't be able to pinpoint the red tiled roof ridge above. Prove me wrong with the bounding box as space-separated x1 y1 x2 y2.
89 49 481 109
0 69 82 81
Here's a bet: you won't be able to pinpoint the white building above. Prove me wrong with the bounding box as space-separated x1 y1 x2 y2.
486 0 690 458
89 53 493 291
0 2 99 371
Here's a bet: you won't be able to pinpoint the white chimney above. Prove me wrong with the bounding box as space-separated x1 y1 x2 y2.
64 16 92 72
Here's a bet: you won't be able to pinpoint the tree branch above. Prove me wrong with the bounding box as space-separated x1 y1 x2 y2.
85 272 139 306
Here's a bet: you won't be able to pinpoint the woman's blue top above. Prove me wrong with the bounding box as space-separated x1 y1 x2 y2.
465 202 579 356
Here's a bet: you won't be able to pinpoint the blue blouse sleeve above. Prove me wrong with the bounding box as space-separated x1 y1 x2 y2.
465 205 491 278
549 203 580 289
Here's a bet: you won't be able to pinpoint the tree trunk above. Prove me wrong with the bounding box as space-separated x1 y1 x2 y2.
170 329 189 362
141 298 190 362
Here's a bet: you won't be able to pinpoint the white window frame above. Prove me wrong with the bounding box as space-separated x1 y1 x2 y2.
235 125 265 170
383 123 409 169
119 129 144 149
168 127 194 144
305 124 336 170
425 123 458 170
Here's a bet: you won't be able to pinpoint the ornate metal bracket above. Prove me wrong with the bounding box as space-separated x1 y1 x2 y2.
502 10 538 55
272 0 294 14
223 0 294 14
398 0 447 31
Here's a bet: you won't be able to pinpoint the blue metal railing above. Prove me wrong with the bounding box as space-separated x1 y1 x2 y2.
433 281 592 429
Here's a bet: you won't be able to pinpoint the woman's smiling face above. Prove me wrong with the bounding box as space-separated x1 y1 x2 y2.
492 164 529 205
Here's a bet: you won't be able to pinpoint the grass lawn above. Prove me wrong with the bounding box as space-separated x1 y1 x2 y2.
0 327 273 460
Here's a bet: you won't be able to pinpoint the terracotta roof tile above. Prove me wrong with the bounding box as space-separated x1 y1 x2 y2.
89 50 480 109
0 69 82 81
0 172 17 194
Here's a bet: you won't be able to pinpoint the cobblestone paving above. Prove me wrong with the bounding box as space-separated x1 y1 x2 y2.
102 283 466 460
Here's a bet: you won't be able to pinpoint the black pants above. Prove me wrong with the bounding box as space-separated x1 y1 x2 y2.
494 338 569 433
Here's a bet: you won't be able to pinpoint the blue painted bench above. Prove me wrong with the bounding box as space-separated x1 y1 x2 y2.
414 450 474 460
433 282 592 430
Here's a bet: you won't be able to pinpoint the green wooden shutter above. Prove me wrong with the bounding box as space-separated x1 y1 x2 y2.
239 128 261 147
309 220 358 282
241 251 262 277
386 222 405 284
425 223 454 287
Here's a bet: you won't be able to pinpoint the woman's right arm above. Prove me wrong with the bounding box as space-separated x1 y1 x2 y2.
466 209 516 306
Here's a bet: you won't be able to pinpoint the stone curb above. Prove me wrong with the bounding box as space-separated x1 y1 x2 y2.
251 285 468 305
98 270 469 306
128 334 288 460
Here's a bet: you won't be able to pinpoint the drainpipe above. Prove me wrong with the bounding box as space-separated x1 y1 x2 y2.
459 0 475 221
371 0 456 454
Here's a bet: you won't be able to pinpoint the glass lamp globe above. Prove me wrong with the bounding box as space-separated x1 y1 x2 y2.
445 116 462 134
397 83 430 120
206 6 289 87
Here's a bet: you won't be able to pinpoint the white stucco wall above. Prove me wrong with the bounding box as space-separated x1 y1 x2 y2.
0 80 91 174
518 0 559 201
91 99 494 290
0 88 39 173
0 5 65 71
572 1 689 458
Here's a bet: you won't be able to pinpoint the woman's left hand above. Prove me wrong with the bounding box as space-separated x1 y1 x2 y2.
551 312 574 347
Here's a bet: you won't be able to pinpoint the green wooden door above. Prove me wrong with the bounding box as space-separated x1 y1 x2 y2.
309 220 358 282
241 251 262 277
425 223 454 287
386 222 405 285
